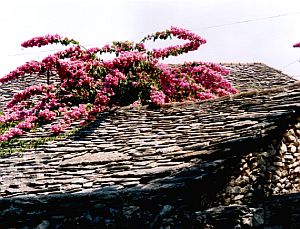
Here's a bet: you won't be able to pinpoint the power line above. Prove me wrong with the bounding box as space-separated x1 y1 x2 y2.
4 48 65 57
0 11 300 59
279 59 300 78
0 44 98 59
280 59 300 70
199 11 300 29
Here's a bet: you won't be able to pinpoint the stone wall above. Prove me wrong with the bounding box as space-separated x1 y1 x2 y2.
221 122 300 207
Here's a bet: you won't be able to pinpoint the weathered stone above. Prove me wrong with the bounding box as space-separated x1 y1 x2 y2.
293 152 300 157
294 166 300 173
273 162 284 167
288 145 297 153
285 182 292 189
286 134 296 142
288 161 299 169
275 170 282 177
233 194 244 201
157 146 182 154
272 175 280 181
260 149 277 157
250 175 257 182
226 186 241 194
35 220 50 229
284 154 294 160
280 143 288 153
276 183 282 189
60 152 131 166
281 170 288 177
45 147 88 153
251 162 258 169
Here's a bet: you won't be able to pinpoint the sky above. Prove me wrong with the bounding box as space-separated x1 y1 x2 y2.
0 0 300 78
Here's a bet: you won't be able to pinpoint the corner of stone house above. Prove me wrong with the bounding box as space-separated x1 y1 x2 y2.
220 122 300 206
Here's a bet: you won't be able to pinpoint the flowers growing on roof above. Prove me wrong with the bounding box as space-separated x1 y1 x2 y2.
0 27 238 142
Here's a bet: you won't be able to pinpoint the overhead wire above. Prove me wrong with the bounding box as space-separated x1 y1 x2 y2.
0 11 299 77
1 11 299 59
3 48 66 57
198 11 300 29
280 59 300 70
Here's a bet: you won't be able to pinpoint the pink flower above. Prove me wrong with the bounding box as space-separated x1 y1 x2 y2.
0 127 25 142
9 127 24 136
6 84 47 108
16 120 35 130
87 47 101 53
0 136 8 142
58 107 67 113
42 55 59 68
196 92 215 100
39 109 57 121
293 42 300 48
132 100 141 107
51 124 63 134
79 120 87 126
0 61 41 85
150 89 166 106
95 93 110 105
214 88 230 97
55 46 84 60
135 43 145 51
105 74 119 86
146 27 206 59
21 34 63 48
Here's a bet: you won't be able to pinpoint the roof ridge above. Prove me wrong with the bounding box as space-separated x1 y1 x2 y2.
163 81 300 107
116 80 300 111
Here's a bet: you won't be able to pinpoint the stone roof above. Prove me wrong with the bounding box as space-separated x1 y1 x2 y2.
222 62 295 91
1 63 300 228
0 64 299 198
0 62 295 111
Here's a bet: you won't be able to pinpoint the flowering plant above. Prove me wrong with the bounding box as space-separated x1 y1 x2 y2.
293 42 300 48
0 27 237 142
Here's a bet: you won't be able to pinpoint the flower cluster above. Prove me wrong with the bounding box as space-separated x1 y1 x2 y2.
0 61 41 85
21 34 63 48
16 116 37 130
0 127 24 142
142 26 206 59
51 124 63 134
6 84 50 108
0 27 238 142
293 42 300 48
0 115 37 142
150 88 166 106
39 109 57 121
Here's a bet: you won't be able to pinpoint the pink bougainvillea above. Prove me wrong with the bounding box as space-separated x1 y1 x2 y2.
293 42 300 48
0 27 238 142
150 88 167 106
21 34 63 48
